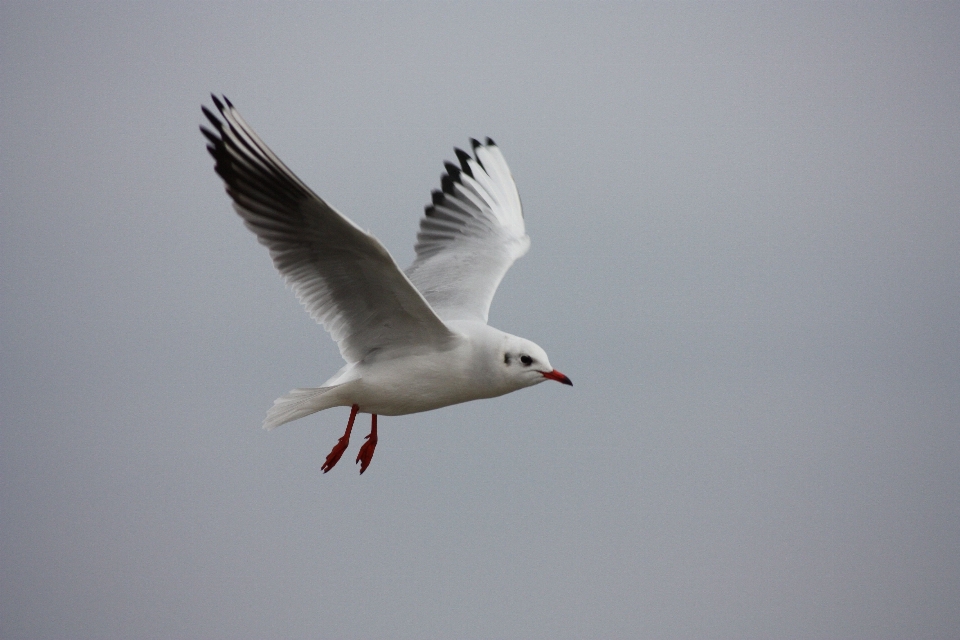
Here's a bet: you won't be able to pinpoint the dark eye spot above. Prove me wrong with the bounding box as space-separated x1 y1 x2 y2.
504 353 511 365
520 355 533 366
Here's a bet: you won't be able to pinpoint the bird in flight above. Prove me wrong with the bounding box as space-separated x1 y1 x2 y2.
201 96 571 474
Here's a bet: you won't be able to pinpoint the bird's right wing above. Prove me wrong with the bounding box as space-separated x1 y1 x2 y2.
405 139 530 324
201 96 455 364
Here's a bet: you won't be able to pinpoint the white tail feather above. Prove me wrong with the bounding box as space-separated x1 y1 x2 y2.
263 386 341 430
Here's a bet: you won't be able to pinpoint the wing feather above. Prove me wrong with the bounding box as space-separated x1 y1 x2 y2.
201 96 454 364
405 140 529 323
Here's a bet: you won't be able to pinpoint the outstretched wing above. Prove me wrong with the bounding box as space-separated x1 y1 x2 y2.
405 139 530 324
201 96 454 364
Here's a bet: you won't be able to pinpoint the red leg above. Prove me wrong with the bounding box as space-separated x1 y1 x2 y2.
356 414 378 474
322 404 358 473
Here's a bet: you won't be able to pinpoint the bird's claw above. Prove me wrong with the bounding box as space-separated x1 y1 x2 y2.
356 432 378 474
322 436 350 473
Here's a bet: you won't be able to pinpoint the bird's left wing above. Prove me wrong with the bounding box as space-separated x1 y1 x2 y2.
201 96 455 364
405 139 530 324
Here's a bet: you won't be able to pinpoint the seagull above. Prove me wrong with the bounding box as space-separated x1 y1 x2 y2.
201 95 571 474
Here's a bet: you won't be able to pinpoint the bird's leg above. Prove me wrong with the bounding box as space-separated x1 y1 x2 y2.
322 404 359 473
356 414 378 474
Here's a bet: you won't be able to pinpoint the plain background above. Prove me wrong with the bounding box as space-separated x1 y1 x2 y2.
2 2 958 638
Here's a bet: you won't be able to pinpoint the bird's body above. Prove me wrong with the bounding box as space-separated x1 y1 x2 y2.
281 322 553 419
201 96 570 473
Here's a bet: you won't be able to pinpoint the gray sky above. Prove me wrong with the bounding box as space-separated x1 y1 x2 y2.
2 2 959 638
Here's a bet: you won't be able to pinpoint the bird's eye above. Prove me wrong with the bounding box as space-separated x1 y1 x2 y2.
504 353 511 365
520 355 533 366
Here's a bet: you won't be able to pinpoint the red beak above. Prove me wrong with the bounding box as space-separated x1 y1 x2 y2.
541 369 573 386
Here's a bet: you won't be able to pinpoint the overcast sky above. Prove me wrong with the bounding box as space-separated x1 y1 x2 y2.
2 2 959 638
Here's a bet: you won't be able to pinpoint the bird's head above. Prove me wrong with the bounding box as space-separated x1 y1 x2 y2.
499 335 572 390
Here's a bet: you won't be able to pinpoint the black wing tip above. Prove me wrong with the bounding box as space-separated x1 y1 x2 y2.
453 148 473 177
485 136 496 147
200 104 217 118
199 125 221 146
207 94 234 116
440 174 457 195
468 139 486 169
443 162 462 181
430 190 444 205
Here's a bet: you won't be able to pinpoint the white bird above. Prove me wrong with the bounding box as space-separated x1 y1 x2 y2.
201 95 571 474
